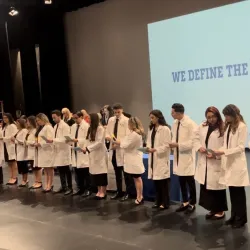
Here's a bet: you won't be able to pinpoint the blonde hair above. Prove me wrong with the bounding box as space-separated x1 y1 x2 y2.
36 113 51 125
81 109 88 117
129 117 144 136
62 107 72 119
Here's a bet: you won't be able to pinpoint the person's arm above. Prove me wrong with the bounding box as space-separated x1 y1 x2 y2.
40 125 54 148
77 123 89 146
16 129 28 145
193 125 201 151
3 124 18 142
120 132 137 149
53 124 70 144
179 122 197 152
154 127 171 154
86 127 104 152
224 124 247 156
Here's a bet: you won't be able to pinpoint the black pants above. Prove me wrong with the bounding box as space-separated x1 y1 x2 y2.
229 186 247 223
75 167 91 193
179 176 196 205
154 178 170 207
0 166 3 184
112 152 133 195
58 165 72 190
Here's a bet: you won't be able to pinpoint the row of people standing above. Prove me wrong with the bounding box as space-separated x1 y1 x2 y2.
0 103 249 229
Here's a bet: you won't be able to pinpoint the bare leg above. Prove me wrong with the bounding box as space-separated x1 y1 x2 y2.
96 186 101 197
48 168 54 190
134 177 143 202
100 186 107 197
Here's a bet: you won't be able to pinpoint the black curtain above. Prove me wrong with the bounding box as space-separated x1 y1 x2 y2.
38 9 71 116
0 18 14 115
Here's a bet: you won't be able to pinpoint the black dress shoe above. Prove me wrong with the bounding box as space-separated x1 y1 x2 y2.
176 204 189 212
210 213 225 220
110 192 123 200
120 194 129 202
205 212 215 220
159 205 169 210
72 189 81 196
184 205 196 214
54 187 66 194
64 189 73 196
81 190 91 198
225 217 235 226
232 221 247 229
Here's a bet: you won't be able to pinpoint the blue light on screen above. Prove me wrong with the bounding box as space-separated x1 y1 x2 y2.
148 1 250 144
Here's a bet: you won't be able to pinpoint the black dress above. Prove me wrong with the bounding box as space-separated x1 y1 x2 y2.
199 126 228 213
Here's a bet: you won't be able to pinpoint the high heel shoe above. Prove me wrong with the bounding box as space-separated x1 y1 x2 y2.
43 185 54 193
19 181 29 188
6 178 18 186
135 198 144 205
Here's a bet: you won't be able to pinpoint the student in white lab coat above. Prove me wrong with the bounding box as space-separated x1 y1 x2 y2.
25 116 41 189
83 113 108 199
147 110 171 210
0 113 18 185
105 103 133 201
213 104 249 228
114 117 145 205
170 103 197 214
35 113 54 192
194 106 228 220
48 110 72 195
69 111 91 197
11 118 29 187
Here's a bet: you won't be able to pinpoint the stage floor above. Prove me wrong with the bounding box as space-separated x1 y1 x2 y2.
0 163 250 250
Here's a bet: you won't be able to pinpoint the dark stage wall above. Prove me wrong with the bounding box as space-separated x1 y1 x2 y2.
0 7 71 118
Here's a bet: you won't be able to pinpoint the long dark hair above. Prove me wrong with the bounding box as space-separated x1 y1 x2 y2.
203 106 224 137
2 113 15 128
149 110 170 130
27 116 37 129
86 113 100 141
223 104 244 134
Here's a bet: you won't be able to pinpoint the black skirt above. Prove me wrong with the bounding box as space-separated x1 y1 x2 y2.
92 173 108 186
4 143 15 162
199 184 228 212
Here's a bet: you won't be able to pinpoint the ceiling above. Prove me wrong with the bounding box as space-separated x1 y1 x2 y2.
0 0 106 12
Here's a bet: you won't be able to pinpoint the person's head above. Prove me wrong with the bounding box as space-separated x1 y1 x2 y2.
51 110 62 124
62 108 70 119
20 115 27 121
103 105 113 116
27 116 36 129
16 118 26 130
128 117 144 135
204 106 224 137
222 104 244 133
149 110 169 130
73 111 83 125
2 113 15 127
87 113 100 141
81 109 88 118
171 103 185 120
36 113 50 126
113 103 123 118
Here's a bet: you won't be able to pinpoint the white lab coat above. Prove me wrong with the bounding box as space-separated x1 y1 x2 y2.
172 115 197 176
219 122 249 187
25 129 36 161
53 120 71 167
15 128 28 161
2 124 18 161
106 114 129 167
37 124 54 168
147 125 171 180
86 126 108 175
193 123 226 190
70 120 89 168
120 131 144 175
0 129 3 165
